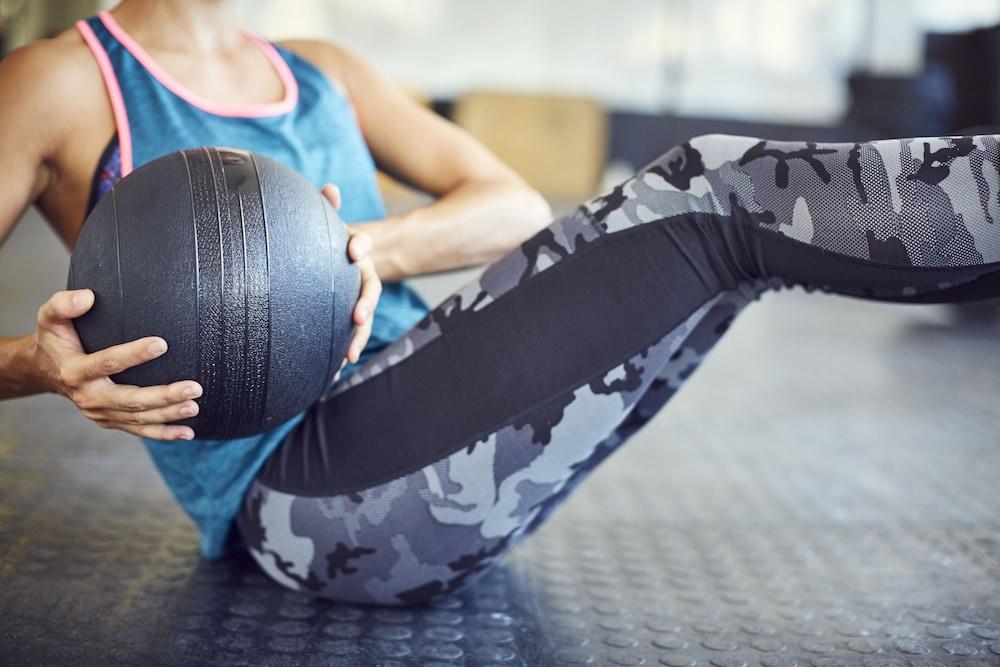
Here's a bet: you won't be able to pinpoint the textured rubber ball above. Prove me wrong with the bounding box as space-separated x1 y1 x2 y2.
67 147 360 439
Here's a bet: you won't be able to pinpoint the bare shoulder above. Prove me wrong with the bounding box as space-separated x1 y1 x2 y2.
0 26 107 147
277 39 368 90
1 27 103 106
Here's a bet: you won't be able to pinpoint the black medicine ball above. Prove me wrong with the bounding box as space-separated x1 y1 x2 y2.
68 147 360 440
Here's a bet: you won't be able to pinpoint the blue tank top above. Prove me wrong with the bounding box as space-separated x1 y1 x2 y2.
77 12 430 558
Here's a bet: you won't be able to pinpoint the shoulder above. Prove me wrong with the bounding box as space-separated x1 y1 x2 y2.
0 26 107 147
1 27 103 105
276 39 371 94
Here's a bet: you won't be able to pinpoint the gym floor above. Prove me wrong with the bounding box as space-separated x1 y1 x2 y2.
2 207 999 666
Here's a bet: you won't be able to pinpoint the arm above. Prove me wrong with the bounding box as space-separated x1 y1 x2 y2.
282 41 552 282
0 336 47 399
0 47 55 247
0 41 199 439
0 41 72 398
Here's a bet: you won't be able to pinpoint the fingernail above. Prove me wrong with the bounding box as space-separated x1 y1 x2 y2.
184 387 201 399
180 430 195 441
180 404 197 417
148 340 167 355
73 291 88 307
358 306 369 320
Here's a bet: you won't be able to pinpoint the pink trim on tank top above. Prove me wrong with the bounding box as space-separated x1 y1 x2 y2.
97 10 298 118
76 20 135 176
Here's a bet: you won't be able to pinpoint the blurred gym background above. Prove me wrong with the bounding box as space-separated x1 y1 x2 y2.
5 0 1000 192
4 0 1000 316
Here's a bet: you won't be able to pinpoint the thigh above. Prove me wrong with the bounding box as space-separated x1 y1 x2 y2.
255 207 756 498
236 200 764 604
236 293 723 605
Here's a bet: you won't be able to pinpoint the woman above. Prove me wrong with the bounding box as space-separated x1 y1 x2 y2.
0 0 546 567
1 0 998 606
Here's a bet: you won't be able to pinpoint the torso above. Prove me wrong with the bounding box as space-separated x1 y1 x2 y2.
34 16 345 248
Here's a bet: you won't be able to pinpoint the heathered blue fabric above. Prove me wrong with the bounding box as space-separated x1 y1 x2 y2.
83 16 429 558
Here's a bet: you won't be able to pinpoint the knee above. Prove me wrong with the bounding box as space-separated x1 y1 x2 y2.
645 133 756 193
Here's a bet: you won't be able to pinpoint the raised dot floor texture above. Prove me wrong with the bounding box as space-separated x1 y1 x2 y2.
2 215 1000 666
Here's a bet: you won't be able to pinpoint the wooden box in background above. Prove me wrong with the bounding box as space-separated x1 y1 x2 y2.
454 92 608 201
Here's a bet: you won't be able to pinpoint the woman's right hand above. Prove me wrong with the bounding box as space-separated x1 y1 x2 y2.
31 289 201 441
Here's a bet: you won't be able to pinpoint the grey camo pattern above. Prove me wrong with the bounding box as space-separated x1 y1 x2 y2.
238 134 1000 605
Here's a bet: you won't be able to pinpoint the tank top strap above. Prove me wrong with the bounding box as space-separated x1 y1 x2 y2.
76 15 135 174
92 11 299 118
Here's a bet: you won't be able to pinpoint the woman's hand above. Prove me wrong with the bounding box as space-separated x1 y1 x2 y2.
31 289 201 441
322 184 381 377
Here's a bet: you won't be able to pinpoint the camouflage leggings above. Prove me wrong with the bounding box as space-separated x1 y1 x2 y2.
237 134 1000 605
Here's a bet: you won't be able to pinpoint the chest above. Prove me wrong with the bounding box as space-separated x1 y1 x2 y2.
114 73 384 224
42 78 383 251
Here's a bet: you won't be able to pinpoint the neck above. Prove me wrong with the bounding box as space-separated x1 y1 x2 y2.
110 0 243 52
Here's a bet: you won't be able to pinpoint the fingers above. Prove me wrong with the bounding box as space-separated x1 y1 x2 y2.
353 249 381 321
97 379 203 412
321 183 342 211
343 246 381 363
36 290 95 344
347 231 373 262
73 379 203 441
346 308 373 364
78 380 202 441
353 256 381 327
108 422 195 441
62 336 168 386
349 270 377 362
37 289 95 326
89 399 199 429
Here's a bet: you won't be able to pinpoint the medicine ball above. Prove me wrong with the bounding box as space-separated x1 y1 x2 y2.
68 147 360 440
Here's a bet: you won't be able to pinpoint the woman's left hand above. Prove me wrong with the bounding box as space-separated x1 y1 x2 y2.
322 184 381 377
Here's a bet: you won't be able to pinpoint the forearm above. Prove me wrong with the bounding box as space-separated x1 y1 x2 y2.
356 180 551 282
0 334 47 399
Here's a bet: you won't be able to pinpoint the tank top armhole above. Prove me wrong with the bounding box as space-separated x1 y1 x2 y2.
75 19 134 176
86 135 122 215
278 43 367 140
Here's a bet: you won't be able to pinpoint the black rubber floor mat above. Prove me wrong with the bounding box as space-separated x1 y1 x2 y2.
2 217 999 666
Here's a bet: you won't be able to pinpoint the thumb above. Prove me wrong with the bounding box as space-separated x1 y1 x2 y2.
38 289 94 327
321 184 342 211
